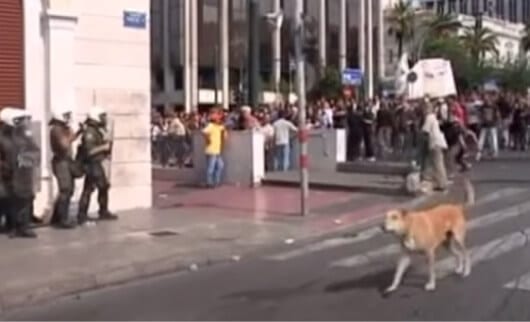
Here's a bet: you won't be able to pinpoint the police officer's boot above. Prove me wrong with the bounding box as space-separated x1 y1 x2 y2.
97 188 117 221
53 194 76 229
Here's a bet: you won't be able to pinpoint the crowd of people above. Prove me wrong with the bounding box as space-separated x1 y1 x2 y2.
151 89 530 191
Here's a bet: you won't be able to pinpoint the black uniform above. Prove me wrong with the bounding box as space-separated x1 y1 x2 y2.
0 126 39 238
49 120 77 228
77 120 117 224
0 124 11 232
346 104 363 161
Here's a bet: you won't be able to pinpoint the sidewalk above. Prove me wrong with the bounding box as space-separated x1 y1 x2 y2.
0 186 432 313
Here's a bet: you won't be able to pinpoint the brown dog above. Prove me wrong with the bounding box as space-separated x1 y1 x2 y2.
382 177 475 293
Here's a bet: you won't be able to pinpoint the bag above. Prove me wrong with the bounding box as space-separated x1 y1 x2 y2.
71 144 87 178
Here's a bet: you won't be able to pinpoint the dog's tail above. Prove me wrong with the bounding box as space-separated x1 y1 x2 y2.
461 175 475 208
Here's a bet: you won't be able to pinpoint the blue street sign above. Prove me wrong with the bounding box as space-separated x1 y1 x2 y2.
342 68 363 86
123 11 147 29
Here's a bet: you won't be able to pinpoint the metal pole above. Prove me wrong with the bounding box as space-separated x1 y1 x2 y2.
248 0 261 108
367 0 374 98
294 0 308 216
214 45 219 105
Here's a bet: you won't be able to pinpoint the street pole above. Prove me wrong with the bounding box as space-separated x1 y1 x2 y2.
214 44 219 105
214 44 219 107
294 0 308 216
247 0 261 108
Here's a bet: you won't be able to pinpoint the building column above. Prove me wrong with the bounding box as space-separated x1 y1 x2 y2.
377 0 385 80
367 0 374 98
504 0 509 20
162 0 174 112
339 0 347 72
456 0 460 14
358 0 365 76
318 0 327 71
42 1 78 214
183 0 191 113
517 0 523 23
478 0 484 13
219 0 229 110
272 0 282 95
190 0 199 111
467 0 472 14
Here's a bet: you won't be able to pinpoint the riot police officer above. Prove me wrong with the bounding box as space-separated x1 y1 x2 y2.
0 109 13 232
49 107 81 229
0 108 39 238
77 106 117 224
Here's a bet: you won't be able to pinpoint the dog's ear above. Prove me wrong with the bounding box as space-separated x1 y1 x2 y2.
399 209 409 217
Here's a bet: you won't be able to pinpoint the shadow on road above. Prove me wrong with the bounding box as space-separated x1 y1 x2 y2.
324 269 395 293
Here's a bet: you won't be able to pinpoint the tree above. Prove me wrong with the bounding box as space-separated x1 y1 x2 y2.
460 26 499 64
416 12 462 61
422 12 462 37
308 67 342 100
387 0 416 58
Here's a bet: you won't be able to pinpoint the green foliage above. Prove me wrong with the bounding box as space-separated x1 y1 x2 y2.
459 26 499 64
308 67 342 100
495 59 530 93
387 0 416 57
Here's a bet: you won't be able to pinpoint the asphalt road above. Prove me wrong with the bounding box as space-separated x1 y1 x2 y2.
6 154 530 321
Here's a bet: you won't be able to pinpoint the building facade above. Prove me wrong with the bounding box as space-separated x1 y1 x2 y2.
150 0 389 110
0 0 152 217
419 0 530 24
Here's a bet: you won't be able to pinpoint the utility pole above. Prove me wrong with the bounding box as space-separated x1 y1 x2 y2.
294 0 308 216
247 0 261 108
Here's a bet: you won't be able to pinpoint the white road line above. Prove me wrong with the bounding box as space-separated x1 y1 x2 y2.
331 199 530 268
265 188 526 262
266 227 383 261
434 228 530 278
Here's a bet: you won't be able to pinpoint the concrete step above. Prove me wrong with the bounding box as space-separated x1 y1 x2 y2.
336 160 415 176
262 171 409 196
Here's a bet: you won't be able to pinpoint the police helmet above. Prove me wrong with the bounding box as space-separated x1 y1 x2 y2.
52 107 73 123
0 107 25 127
87 106 106 124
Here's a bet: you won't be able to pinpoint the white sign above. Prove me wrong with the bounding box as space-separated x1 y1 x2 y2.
394 54 457 100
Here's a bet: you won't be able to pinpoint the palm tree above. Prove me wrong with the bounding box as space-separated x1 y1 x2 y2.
422 13 462 37
460 26 499 64
417 12 462 60
521 23 530 54
387 0 416 58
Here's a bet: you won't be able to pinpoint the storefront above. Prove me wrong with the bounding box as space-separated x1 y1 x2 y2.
15 0 152 217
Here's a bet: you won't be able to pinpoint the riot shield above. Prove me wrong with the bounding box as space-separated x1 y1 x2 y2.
31 121 42 193
101 118 115 184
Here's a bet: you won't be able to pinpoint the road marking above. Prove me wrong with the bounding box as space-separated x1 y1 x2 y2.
266 227 383 261
265 188 526 262
434 229 530 278
331 200 530 268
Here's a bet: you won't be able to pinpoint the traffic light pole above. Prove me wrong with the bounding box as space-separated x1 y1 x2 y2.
294 0 309 216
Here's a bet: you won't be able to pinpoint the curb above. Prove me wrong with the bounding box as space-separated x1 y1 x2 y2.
0 254 233 314
0 193 433 315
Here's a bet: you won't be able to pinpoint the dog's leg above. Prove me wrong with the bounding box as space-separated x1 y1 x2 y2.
453 233 471 277
384 254 411 294
425 249 436 291
449 240 465 275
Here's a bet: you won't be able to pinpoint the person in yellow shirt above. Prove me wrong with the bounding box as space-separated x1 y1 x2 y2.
202 107 227 188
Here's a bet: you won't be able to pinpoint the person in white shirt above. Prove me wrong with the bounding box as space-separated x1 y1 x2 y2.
272 110 298 171
422 99 449 191
260 114 275 171
320 101 334 129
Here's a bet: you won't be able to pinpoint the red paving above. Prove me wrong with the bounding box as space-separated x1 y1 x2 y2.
157 185 353 216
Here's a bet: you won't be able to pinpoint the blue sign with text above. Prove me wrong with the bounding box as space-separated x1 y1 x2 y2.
342 68 363 86
123 11 147 29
